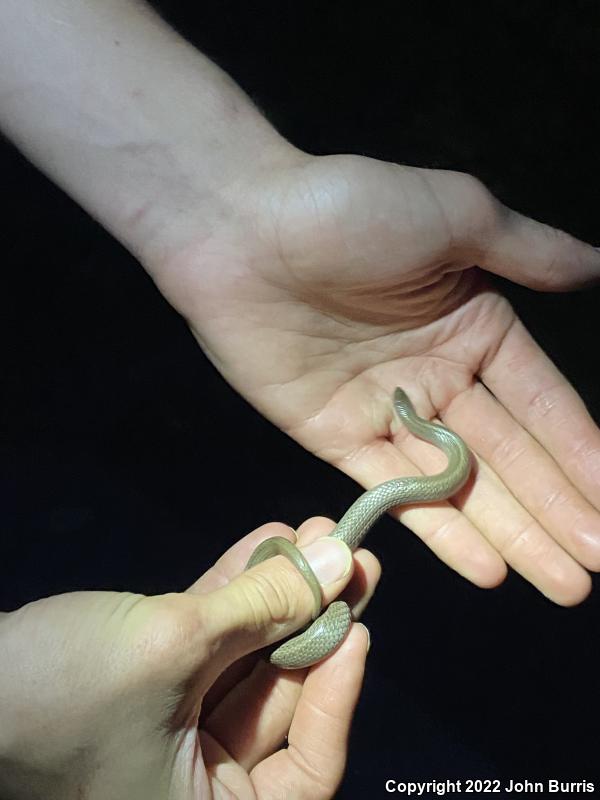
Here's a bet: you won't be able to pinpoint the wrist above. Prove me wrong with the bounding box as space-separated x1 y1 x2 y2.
138 137 312 324
137 130 305 279
0 0 302 271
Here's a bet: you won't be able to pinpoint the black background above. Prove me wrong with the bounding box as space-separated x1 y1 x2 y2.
2 2 600 797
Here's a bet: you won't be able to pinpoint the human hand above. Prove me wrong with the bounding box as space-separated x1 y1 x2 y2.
3 0 598 606
0 519 376 800
147 151 600 606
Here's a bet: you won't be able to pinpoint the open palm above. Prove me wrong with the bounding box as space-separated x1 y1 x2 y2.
157 151 600 604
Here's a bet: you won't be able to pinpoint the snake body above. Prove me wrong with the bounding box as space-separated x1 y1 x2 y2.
245 387 472 669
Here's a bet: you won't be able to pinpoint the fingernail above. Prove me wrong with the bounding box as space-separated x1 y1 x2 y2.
286 526 298 543
358 622 371 652
300 537 353 585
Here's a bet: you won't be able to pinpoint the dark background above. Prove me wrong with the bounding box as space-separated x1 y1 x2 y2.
2 1 600 797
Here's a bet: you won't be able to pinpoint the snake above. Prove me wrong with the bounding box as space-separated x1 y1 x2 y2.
245 387 472 669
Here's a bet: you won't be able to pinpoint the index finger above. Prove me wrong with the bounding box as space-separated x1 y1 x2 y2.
250 623 369 800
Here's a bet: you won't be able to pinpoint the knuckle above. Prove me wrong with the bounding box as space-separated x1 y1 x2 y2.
454 170 488 197
236 561 308 630
454 171 496 215
539 486 570 514
499 518 540 559
442 170 504 253
525 382 563 422
287 742 339 799
490 434 527 471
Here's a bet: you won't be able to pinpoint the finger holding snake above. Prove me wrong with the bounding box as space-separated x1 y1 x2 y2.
247 389 472 669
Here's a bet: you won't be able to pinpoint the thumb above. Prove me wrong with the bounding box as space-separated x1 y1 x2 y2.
198 536 353 671
481 206 600 291
421 167 600 291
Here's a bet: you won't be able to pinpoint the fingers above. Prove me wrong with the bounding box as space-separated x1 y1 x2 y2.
194 519 379 719
203 659 304 774
387 394 591 605
335 367 599 605
421 167 600 290
339 546 381 619
249 624 369 800
200 521 380 767
479 316 600 515
191 521 359 687
295 517 382 619
449 383 599 596
458 457 591 605
385 382 596 604
397 167 600 597
339 435 507 588
189 523 300 716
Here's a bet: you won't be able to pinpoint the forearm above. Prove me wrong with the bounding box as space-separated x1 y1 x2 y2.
0 0 294 265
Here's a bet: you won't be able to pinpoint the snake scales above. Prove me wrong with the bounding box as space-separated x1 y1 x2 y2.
245 387 472 668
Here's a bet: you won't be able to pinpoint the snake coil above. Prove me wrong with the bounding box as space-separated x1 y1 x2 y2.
245 387 472 668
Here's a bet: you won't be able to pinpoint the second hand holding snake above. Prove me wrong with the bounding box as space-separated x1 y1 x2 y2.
245 387 472 669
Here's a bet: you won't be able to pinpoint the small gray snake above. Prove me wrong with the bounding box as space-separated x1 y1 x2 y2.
245 387 472 669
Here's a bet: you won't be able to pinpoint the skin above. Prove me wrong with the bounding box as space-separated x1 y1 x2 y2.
0 519 376 800
164 152 600 605
248 389 472 669
2 0 599 604
2 0 600 795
